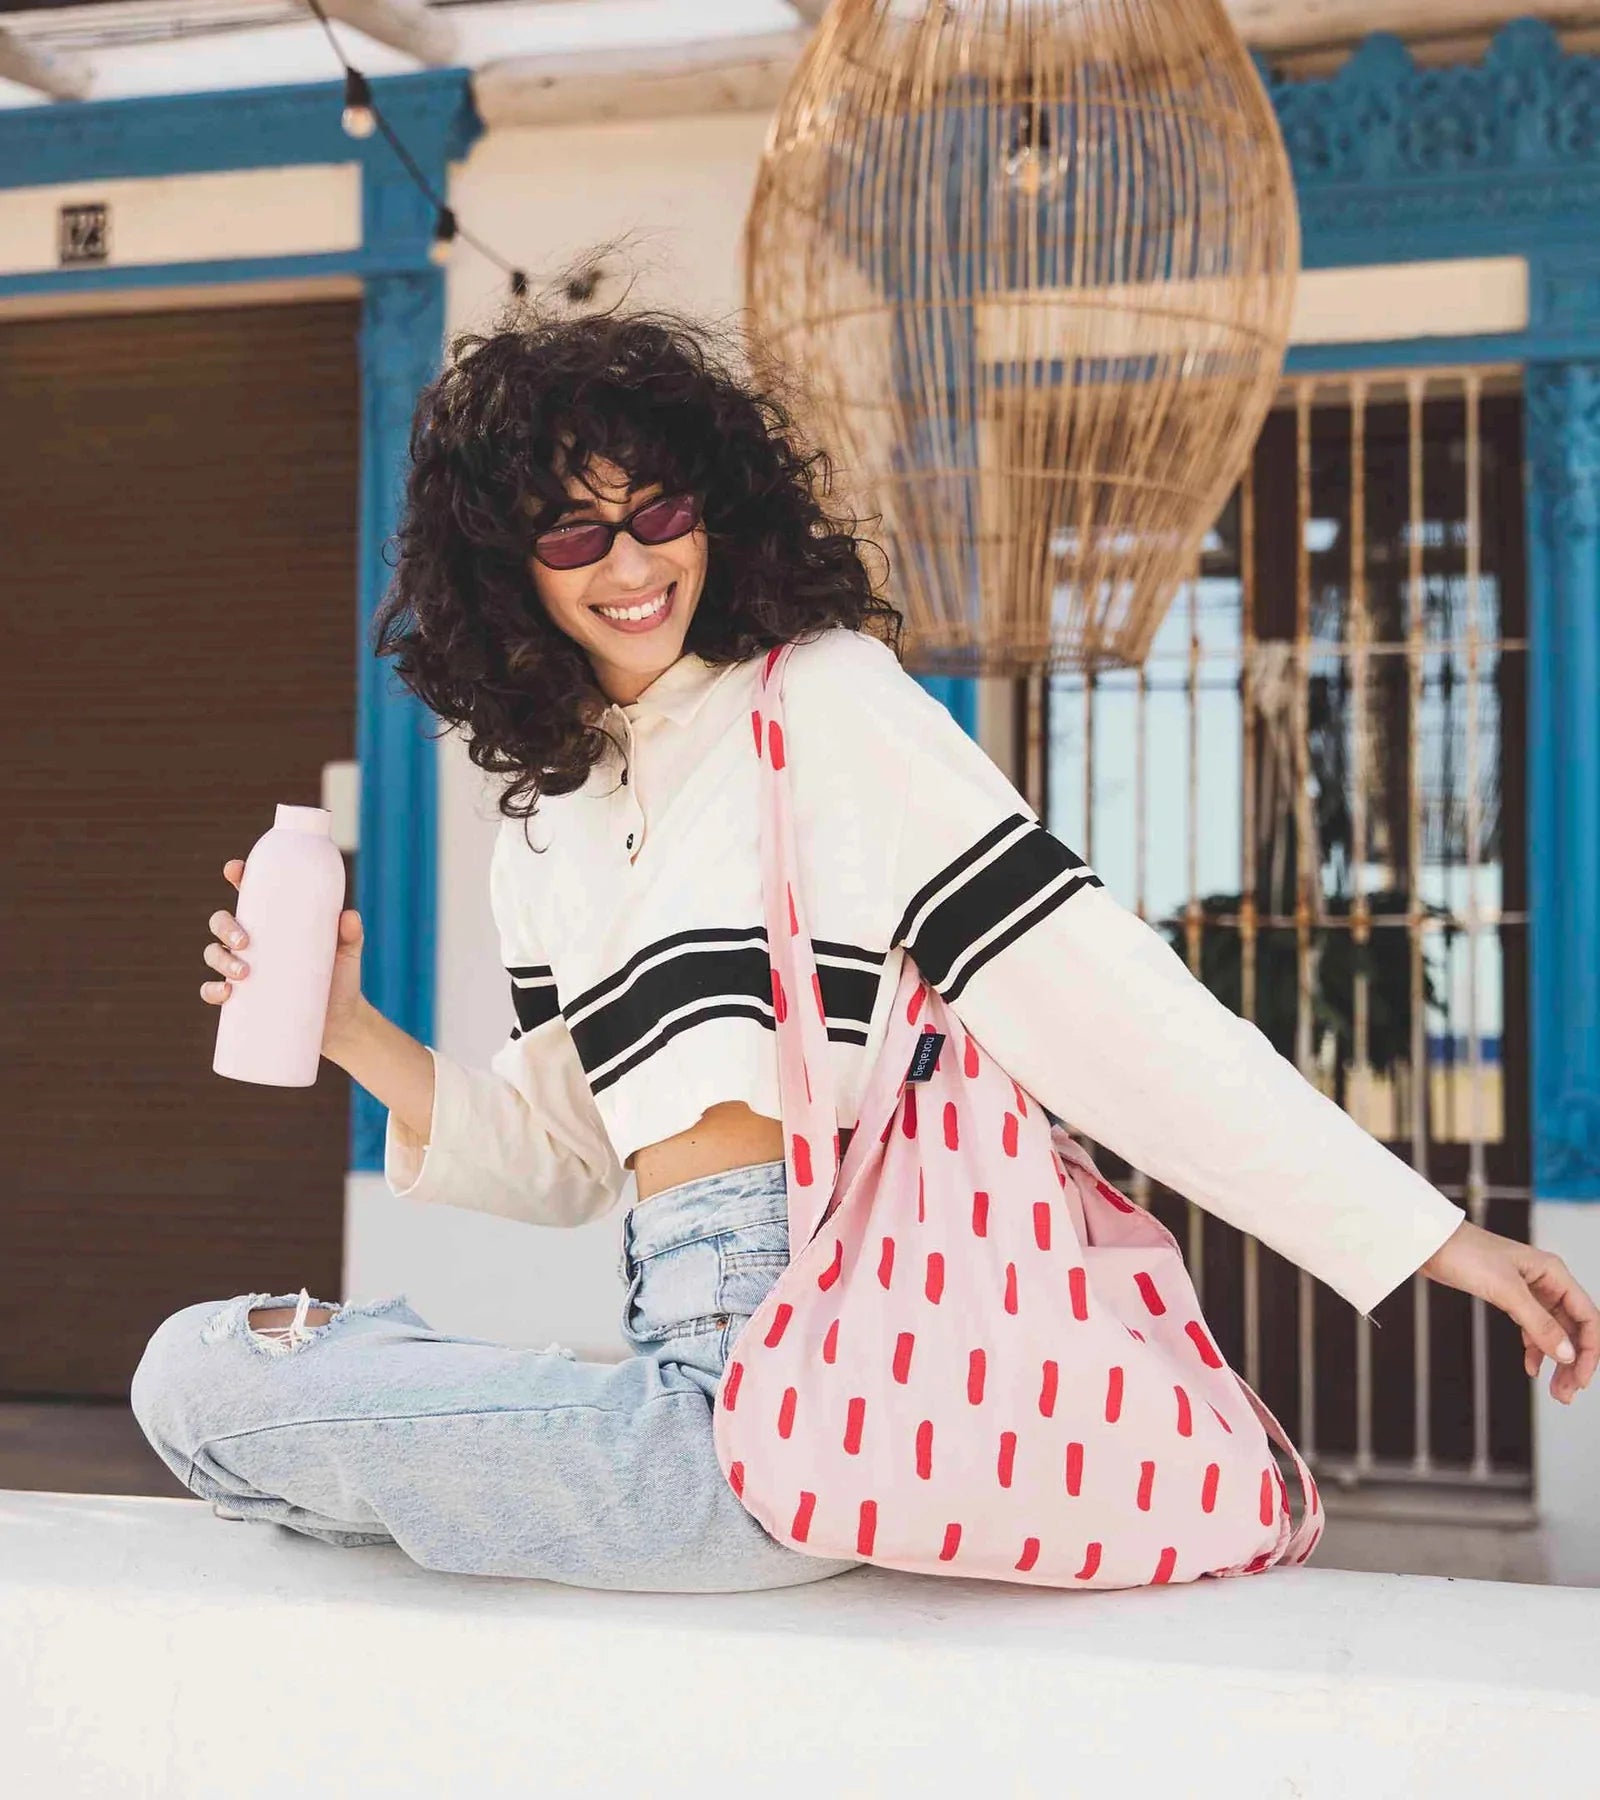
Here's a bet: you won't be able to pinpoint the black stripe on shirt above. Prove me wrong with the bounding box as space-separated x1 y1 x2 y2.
507 965 562 1035
508 926 886 1094
892 813 1102 1005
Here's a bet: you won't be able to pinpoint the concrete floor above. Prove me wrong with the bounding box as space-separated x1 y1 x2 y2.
0 1400 1567 1584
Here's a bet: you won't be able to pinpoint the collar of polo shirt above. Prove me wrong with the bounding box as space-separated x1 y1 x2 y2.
613 650 744 729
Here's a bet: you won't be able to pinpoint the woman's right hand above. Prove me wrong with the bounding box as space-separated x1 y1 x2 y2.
203 858 369 1056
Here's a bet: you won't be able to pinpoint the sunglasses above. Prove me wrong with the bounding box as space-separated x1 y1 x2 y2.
530 490 704 571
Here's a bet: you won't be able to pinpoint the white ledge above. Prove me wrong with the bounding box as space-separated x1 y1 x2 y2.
6 1490 1600 1795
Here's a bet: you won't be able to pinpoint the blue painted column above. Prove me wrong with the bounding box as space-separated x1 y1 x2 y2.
349 76 480 1171
352 268 446 1169
1524 362 1600 1200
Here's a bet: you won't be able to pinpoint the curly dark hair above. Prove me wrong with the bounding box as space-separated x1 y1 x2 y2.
370 267 903 846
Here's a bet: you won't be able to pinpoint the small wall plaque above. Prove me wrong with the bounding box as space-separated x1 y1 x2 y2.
59 202 109 266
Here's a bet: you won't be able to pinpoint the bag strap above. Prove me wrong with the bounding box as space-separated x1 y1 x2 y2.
1226 1370 1324 1564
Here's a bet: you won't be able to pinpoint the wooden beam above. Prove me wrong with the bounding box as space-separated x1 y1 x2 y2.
0 26 90 102
319 0 456 67
1222 1 1600 51
475 28 812 129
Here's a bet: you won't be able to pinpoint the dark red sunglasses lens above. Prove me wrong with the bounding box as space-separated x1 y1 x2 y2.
632 493 701 542
535 524 612 568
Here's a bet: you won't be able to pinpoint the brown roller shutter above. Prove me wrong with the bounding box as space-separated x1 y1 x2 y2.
2 298 362 1401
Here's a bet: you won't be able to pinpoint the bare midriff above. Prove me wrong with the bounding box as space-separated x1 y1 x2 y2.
627 1099 854 1204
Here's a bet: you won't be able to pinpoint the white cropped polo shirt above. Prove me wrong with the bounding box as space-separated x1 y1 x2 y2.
384 625 1465 1318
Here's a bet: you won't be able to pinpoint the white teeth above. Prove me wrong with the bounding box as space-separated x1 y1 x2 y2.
595 587 671 623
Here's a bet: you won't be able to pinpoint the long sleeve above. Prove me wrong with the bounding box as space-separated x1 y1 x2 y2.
792 628 1466 1319
382 829 625 1228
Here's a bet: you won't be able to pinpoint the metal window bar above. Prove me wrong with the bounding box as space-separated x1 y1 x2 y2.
1041 365 1532 1515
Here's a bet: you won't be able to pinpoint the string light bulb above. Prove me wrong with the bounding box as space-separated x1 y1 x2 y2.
340 66 375 139
429 206 458 267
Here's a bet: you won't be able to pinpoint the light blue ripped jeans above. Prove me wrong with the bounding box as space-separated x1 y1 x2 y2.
129 1157 864 1593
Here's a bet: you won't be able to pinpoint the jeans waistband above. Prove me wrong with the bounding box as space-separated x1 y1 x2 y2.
623 1157 789 1263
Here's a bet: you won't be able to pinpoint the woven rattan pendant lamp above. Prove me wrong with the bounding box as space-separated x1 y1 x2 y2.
744 0 1300 676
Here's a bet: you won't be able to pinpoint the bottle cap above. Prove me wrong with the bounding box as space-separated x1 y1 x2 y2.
274 804 334 834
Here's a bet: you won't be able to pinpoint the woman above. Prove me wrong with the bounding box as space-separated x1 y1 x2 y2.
132 296 1597 1592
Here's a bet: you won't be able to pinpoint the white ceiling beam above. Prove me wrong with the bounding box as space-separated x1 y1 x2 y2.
318 0 457 67
0 25 92 101
1222 1 1600 51
476 27 812 129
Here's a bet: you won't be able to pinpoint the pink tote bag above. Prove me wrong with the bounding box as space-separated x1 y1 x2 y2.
711 640 1323 1588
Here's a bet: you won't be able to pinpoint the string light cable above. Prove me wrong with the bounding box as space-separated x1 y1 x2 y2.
302 0 529 295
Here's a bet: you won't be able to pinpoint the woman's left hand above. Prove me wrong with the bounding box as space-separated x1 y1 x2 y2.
1420 1220 1599 1404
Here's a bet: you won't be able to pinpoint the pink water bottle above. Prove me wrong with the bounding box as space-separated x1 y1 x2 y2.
213 803 347 1088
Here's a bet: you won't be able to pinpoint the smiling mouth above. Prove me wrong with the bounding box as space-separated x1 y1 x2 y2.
591 582 675 624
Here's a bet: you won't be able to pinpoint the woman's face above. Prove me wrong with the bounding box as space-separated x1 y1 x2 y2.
528 455 708 707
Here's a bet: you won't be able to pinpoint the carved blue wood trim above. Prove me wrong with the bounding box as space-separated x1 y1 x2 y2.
0 71 483 1176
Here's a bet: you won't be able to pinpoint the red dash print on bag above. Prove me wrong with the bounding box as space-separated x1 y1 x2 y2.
1174 1385 1193 1437
1126 1326 1146 1343
878 1236 895 1288
1011 1078 1029 1116
1016 1537 1041 1573
880 1115 893 1145
1134 1271 1167 1316
893 1332 915 1384
792 1491 815 1541
1308 1476 1321 1517
1186 1320 1223 1368
1259 1469 1276 1527
940 1522 962 1562
1096 1178 1137 1214
763 646 782 678
907 984 926 1025
1039 1360 1058 1417
728 1461 744 1497
1201 1463 1220 1513
803 1059 812 1105
1208 1402 1233 1435
857 1500 877 1556
1153 1547 1177 1585
844 1396 866 1455
771 965 787 1024
917 1168 926 1223
1246 1551 1274 1573
1105 1365 1125 1423
792 1133 813 1186
812 971 826 1023
925 1252 945 1303
767 719 786 769
1075 1541 1102 1581
1065 1441 1084 1496
916 1419 934 1479
943 1101 959 1150
751 710 763 756
997 1431 1017 1488
787 882 799 937
903 1087 918 1138
823 1318 840 1364
763 1303 793 1348
972 1190 990 1237
963 1036 979 1078
1003 1262 1018 1314
1002 1113 1019 1157
1136 1460 1155 1511
1069 1266 1088 1321
968 1347 987 1404
1033 1202 1052 1251
818 1239 843 1291
777 1387 798 1438
724 1361 744 1410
